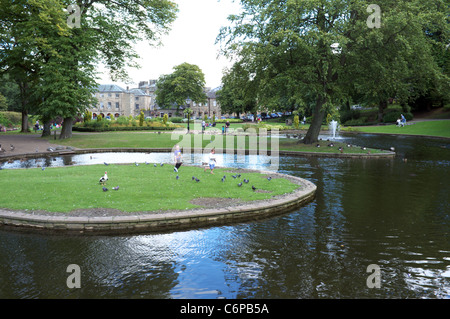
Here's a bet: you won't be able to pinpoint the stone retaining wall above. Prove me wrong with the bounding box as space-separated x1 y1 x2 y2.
0 170 316 235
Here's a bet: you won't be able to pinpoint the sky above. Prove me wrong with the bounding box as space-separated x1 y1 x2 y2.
98 0 242 90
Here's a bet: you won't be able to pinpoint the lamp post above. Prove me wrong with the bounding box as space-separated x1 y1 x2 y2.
184 98 192 133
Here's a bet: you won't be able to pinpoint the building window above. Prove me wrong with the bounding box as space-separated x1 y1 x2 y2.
213 100 217 106
115 102 119 109
107 102 111 109
160 112 164 117
168 113 172 118
135 97 139 101
100 102 104 109
108 93 112 97
135 104 139 110
115 93 120 98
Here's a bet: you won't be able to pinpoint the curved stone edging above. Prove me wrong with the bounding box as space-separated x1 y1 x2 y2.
0 170 317 235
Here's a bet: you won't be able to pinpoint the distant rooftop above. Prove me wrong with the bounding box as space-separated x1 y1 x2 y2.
97 84 126 93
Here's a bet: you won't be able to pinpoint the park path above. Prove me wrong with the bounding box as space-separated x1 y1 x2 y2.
0 133 63 157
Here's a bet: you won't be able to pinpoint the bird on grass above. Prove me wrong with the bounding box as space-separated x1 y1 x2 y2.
160 163 164 167
243 179 249 184
135 162 139 166
176 175 179 180
112 186 119 190
102 187 108 192
42 167 45 171
267 177 272 181
237 174 241 178
154 163 157 167
195 178 200 182
252 185 257 191
223 175 226 180
104 162 109 166
192 176 196 180
316 144 321 148
221 177 225 182
232 175 237 179
238 182 242 187
99 171 108 185
0 145 5 153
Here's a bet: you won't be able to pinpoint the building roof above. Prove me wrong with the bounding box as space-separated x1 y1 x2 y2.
128 88 150 96
207 86 222 99
97 84 127 93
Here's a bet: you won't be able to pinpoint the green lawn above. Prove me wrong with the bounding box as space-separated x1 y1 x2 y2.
346 120 450 138
47 131 386 154
0 164 299 213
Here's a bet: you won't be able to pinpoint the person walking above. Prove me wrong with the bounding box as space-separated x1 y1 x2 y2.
173 144 182 172
204 148 216 174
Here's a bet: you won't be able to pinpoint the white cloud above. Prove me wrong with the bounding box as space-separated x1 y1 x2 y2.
98 0 241 89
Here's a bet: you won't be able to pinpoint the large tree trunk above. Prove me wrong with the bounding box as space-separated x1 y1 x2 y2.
378 100 388 122
21 110 29 133
59 117 73 139
303 97 326 144
41 119 52 137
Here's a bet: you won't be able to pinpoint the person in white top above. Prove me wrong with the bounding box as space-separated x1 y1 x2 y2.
204 148 216 174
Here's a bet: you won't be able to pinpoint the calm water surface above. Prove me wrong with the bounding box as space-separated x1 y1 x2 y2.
0 133 449 298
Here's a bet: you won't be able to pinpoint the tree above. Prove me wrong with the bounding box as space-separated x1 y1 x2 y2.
218 0 449 144
216 57 258 118
0 0 178 138
342 0 449 122
156 62 207 114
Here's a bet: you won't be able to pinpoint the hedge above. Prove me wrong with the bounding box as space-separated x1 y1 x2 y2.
73 126 178 132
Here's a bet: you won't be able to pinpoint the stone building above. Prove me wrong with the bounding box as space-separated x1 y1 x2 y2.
89 81 222 120
138 79 222 119
89 84 152 119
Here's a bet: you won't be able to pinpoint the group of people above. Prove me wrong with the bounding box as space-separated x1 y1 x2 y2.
173 144 217 174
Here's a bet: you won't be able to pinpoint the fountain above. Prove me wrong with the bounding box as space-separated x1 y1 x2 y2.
329 120 339 139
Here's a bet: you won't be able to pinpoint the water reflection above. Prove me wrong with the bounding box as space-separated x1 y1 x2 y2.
0 134 449 298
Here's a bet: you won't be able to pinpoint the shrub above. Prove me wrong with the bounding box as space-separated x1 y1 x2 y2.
139 111 144 126
383 112 413 123
116 116 130 126
293 115 299 129
170 117 184 123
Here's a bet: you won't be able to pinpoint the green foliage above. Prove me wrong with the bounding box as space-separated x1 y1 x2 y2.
217 0 449 144
156 62 207 109
163 113 168 125
139 111 145 126
116 116 130 126
293 115 300 129
0 93 7 111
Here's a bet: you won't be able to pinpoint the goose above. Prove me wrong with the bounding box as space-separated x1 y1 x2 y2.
99 171 108 185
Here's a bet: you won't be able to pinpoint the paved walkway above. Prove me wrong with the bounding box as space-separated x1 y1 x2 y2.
0 133 63 157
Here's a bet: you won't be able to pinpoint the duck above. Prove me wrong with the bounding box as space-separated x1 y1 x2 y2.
99 171 108 185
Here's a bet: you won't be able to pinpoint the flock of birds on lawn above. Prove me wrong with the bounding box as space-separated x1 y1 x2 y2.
98 161 271 192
